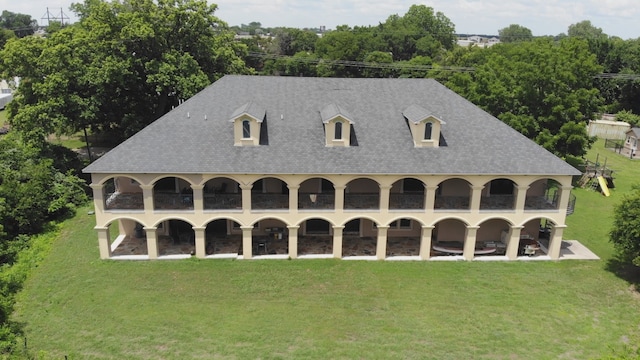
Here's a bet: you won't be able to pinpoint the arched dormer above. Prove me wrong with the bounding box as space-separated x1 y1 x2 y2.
230 102 266 146
321 103 353 147
403 104 445 148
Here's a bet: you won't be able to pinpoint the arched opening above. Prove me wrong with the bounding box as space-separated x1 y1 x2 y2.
525 178 560 211
389 178 425 210
342 218 377 257
205 219 242 257
109 219 148 256
298 218 333 256
153 177 194 210
250 218 289 256
344 178 380 210
386 218 421 257
103 176 143 210
431 219 467 256
251 177 289 210
156 219 195 256
298 177 335 210
519 218 556 257
481 178 515 210
476 218 512 256
435 178 471 210
203 177 242 210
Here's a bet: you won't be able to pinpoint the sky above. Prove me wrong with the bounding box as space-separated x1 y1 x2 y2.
2 0 639 39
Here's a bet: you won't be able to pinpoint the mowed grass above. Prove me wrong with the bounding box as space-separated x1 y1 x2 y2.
13 139 640 359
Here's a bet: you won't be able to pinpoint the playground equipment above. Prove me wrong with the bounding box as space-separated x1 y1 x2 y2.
578 154 614 196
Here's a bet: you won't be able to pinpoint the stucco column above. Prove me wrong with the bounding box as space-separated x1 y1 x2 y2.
469 185 484 212
90 184 105 213
287 226 299 259
376 226 389 260
506 225 523 259
145 227 158 259
332 226 344 258
288 185 299 213
379 185 391 211
334 185 346 213
191 185 204 213
420 225 435 260
548 225 566 260
425 185 438 212
514 185 529 212
240 184 253 213
139 185 155 213
463 226 479 261
193 226 206 258
241 226 253 259
557 186 574 213
96 226 111 259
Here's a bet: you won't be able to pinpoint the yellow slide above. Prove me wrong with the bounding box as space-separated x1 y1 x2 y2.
597 176 610 197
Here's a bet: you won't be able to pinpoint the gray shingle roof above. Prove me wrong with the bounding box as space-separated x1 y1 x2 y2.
83 75 580 176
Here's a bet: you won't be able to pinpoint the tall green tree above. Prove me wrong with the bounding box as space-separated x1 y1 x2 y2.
0 11 38 38
375 5 455 61
498 24 533 43
0 0 250 145
446 37 603 158
610 184 640 267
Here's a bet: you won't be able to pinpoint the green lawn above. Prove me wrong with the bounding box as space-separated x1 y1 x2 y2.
12 140 640 359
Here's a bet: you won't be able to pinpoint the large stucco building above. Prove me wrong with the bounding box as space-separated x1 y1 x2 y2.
83 75 579 261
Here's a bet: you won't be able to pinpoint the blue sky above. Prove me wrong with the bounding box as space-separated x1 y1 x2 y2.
3 0 638 39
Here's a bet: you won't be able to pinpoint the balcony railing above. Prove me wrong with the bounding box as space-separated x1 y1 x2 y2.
434 196 470 210
104 192 144 210
102 189 576 214
204 193 242 210
298 193 335 210
524 195 557 210
252 193 289 210
154 192 194 210
480 195 514 210
389 193 424 209
344 193 379 210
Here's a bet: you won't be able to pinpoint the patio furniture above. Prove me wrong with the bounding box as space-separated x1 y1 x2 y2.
254 238 268 254
523 244 539 256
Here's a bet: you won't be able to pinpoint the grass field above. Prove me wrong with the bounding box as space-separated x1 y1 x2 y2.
12 140 640 359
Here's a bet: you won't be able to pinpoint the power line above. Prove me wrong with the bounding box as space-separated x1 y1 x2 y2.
594 73 640 80
248 52 475 72
249 52 640 79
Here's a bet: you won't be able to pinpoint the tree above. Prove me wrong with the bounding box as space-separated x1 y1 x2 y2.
498 24 533 43
0 0 250 146
0 28 14 48
610 185 640 267
616 110 640 127
0 11 38 38
445 37 603 158
375 5 455 61
568 20 606 40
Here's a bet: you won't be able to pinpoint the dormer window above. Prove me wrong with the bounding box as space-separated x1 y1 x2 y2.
242 120 251 138
321 103 354 147
403 105 445 148
230 102 266 146
424 122 433 140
